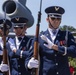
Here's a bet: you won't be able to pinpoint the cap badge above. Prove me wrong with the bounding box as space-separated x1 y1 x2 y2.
55 7 59 11
15 18 19 21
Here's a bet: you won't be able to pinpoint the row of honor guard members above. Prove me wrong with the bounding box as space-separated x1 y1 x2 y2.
25 6 76 75
0 5 76 75
0 13 33 75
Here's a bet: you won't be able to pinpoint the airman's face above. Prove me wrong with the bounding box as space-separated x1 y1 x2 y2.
47 17 61 29
13 25 27 36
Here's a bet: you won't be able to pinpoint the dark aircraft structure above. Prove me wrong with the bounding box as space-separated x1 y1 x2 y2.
2 0 34 28
2 0 34 38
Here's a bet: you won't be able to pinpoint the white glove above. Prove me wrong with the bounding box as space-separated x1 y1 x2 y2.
0 64 9 72
40 35 54 49
27 57 39 69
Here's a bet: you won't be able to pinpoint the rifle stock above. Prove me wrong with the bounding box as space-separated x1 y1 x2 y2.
33 24 40 75
34 24 40 59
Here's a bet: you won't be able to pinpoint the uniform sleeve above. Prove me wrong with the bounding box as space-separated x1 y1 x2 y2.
15 38 33 59
58 32 76 57
25 38 34 70
7 42 31 59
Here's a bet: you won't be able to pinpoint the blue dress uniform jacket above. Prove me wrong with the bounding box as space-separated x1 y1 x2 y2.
25 29 76 75
0 47 2 64
0 46 3 75
7 36 32 75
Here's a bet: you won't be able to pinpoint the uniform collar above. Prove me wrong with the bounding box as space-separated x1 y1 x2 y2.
48 28 59 36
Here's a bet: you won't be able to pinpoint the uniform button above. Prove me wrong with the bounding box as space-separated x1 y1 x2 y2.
56 72 59 74
56 63 58 66
17 58 19 60
19 72 21 75
20 46 22 49
18 65 20 67
55 54 57 56
55 59 56 61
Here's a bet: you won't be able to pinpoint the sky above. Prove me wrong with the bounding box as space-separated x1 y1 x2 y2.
0 0 76 35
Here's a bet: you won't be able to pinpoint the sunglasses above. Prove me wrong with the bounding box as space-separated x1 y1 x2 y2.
14 27 24 29
51 17 61 21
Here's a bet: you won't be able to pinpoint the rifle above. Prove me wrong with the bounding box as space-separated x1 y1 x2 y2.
33 0 42 75
3 22 9 75
2 5 10 75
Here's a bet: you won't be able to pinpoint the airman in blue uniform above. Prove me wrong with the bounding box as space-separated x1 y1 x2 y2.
6 17 33 75
0 13 12 75
0 17 33 75
25 6 76 75
0 0 34 75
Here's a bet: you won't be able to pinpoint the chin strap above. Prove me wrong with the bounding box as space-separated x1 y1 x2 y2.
18 27 25 36
48 18 58 29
